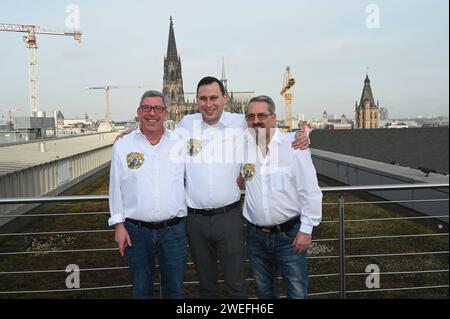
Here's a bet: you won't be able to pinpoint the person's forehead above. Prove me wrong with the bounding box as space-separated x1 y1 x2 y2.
142 96 164 105
248 101 269 113
197 82 222 96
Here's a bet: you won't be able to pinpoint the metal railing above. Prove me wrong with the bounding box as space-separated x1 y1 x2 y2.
0 182 448 298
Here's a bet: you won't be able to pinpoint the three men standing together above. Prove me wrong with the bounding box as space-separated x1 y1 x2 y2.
108 76 322 299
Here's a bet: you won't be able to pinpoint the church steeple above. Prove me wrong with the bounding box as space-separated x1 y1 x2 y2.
355 73 380 129
221 57 228 92
166 16 178 61
163 16 185 122
360 74 375 107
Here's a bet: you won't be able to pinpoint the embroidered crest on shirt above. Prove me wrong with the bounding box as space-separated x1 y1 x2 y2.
187 138 202 157
243 164 256 181
126 152 144 169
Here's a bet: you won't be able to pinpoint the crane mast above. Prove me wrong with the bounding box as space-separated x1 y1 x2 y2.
0 23 82 116
280 66 296 127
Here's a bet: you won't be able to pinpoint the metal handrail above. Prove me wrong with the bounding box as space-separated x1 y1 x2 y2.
0 183 448 204
0 182 448 298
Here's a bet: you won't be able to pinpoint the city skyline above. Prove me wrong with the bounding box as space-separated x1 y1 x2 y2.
0 0 448 121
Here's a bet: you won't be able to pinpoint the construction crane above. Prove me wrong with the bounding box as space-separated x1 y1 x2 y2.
280 66 296 127
84 85 159 125
0 23 82 117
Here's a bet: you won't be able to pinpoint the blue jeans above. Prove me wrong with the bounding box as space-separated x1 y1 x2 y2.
246 221 308 299
124 218 187 299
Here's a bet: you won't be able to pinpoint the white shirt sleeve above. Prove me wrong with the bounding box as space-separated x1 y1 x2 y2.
292 149 323 234
108 143 125 226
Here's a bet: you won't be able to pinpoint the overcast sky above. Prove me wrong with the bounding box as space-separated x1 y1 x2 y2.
0 0 448 121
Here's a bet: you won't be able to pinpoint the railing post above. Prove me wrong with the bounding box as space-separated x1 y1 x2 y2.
339 193 346 299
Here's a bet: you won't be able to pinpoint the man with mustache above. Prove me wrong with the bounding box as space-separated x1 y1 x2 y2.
178 77 310 298
114 77 310 298
241 95 322 299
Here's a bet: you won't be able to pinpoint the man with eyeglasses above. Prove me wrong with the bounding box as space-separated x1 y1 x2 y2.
114 77 311 299
242 95 322 299
177 77 310 299
108 90 187 299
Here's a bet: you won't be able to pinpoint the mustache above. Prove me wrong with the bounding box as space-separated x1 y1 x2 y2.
252 124 265 128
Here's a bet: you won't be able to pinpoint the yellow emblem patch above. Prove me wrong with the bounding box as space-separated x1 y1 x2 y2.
126 152 144 169
187 139 202 157
243 164 256 181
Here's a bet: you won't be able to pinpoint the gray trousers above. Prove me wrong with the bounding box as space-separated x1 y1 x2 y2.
187 206 247 298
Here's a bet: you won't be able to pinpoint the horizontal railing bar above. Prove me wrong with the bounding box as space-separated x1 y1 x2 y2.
346 285 449 294
0 195 109 204
0 212 109 218
309 291 340 296
0 183 447 205
322 198 448 207
306 232 448 243
346 269 449 276
0 229 114 236
346 251 449 258
320 183 449 192
311 215 449 224
345 198 449 205
0 266 129 275
345 215 449 222
0 285 133 294
6 230 444 240
345 233 449 240
0 248 118 256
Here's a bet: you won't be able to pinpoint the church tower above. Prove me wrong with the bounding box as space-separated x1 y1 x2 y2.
163 16 185 122
355 74 380 129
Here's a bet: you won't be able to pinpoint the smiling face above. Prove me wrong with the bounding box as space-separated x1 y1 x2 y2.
196 82 228 125
137 96 167 135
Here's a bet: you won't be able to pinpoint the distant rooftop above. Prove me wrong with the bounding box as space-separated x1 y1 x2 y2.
0 132 117 177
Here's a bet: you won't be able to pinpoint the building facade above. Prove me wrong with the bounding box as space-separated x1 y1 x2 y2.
355 75 380 129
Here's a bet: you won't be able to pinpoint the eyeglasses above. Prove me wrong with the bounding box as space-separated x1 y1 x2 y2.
139 105 166 113
245 113 273 121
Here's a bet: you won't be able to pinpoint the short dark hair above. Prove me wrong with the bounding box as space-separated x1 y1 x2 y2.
196 76 226 96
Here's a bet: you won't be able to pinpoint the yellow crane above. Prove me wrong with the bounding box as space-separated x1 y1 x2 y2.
0 23 82 116
280 66 295 127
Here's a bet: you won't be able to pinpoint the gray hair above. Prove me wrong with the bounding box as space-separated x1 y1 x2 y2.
246 95 276 114
139 90 168 109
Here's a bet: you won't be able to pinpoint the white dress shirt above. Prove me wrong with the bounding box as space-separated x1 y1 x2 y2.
108 128 186 226
176 111 247 209
242 129 322 234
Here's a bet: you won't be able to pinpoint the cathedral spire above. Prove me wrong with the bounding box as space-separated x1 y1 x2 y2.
166 16 178 61
221 57 228 92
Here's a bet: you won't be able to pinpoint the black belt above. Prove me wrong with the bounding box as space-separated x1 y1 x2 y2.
126 216 184 229
188 201 241 216
247 216 300 233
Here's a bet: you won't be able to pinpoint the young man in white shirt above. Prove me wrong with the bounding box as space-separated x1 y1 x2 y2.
115 77 311 299
108 90 187 299
178 77 311 299
242 95 322 299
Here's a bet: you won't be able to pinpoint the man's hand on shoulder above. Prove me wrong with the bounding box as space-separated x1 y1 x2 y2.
291 125 310 150
115 129 133 142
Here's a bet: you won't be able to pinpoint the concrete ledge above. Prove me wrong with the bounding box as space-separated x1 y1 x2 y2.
312 148 449 221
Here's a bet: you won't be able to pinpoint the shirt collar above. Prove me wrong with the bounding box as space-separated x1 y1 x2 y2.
136 126 170 142
202 111 230 128
271 128 282 145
